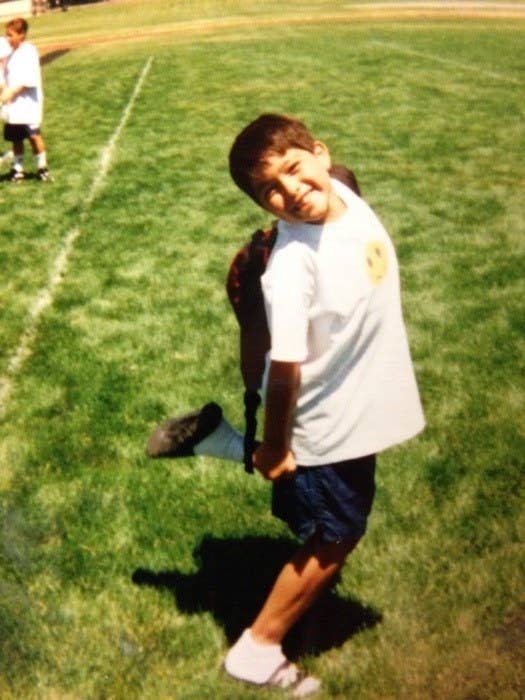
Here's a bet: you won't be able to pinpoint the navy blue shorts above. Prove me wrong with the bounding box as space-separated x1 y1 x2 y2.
272 454 376 544
4 123 41 142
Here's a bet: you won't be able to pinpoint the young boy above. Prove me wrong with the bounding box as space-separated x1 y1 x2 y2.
220 113 425 695
146 114 424 695
0 18 51 182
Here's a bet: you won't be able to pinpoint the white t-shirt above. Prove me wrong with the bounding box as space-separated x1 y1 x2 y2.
261 179 425 465
0 38 11 121
0 37 11 61
4 41 43 125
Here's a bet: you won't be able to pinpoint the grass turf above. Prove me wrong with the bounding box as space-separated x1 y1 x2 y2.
0 2 524 698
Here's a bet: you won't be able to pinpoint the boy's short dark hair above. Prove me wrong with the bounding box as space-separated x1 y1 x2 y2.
229 114 317 203
6 17 28 35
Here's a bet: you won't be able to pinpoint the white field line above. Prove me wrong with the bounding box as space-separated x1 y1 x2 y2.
0 56 153 420
370 40 523 85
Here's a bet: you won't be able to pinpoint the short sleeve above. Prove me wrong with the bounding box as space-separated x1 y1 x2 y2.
261 243 314 363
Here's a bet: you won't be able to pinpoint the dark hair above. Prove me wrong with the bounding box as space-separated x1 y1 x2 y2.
229 114 317 202
6 18 28 35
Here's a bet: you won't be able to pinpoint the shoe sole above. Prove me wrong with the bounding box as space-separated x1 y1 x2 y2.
146 402 223 458
224 661 321 698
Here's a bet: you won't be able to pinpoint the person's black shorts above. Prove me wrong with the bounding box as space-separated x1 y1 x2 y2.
4 123 41 142
272 454 376 544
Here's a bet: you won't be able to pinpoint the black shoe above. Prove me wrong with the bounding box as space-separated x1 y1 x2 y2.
37 168 53 182
9 168 25 182
146 402 223 458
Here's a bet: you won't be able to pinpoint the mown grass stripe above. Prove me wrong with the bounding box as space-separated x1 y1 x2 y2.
371 39 523 84
0 57 153 419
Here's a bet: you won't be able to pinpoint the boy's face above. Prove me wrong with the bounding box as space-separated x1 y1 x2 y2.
250 143 345 224
6 29 25 50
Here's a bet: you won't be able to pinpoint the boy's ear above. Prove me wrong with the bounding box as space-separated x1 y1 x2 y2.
313 141 332 169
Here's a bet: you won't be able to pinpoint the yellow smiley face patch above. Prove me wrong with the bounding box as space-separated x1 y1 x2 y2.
365 240 388 285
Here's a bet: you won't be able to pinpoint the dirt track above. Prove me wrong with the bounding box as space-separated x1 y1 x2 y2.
38 2 525 56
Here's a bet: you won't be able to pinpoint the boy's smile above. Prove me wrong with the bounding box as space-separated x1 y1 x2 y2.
251 144 347 225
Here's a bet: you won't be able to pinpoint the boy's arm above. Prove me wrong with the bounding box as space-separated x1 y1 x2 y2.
253 360 300 481
0 84 26 102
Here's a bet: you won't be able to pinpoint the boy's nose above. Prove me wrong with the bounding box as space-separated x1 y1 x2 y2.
281 175 299 197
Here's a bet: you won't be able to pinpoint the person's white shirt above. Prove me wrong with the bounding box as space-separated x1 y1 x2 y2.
0 37 11 122
261 179 425 465
0 36 11 62
4 41 42 125
0 37 11 86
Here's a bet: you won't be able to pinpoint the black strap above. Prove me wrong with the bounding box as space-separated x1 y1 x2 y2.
243 389 261 474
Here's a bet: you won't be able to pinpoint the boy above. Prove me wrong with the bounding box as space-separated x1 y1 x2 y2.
221 114 425 695
0 18 51 182
147 114 424 695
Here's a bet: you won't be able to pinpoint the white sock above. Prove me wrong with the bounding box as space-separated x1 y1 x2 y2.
13 156 23 171
224 628 286 684
36 151 47 169
194 418 244 462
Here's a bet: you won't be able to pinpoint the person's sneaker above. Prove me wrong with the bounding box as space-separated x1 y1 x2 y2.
37 167 53 182
146 402 223 458
268 663 321 698
224 630 321 697
9 168 25 182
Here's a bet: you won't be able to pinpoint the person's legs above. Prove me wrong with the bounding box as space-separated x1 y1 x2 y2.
224 534 358 695
146 402 246 463
12 140 23 158
28 132 45 156
3 126 24 177
10 140 25 181
29 132 51 180
250 534 358 645
225 457 375 693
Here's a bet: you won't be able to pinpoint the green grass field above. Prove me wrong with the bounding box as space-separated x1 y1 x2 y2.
0 1 524 698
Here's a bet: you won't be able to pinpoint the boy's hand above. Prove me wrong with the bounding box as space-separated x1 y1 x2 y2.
1 86 24 103
253 443 297 481
0 88 14 103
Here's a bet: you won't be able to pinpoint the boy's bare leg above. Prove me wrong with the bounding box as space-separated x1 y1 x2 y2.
12 140 24 157
146 402 245 463
10 141 25 179
224 534 359 693
29 133 50 178
28 133 45 155
250 534 359 645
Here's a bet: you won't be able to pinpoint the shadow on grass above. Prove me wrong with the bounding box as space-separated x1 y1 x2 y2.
41 49 71 67
0 172 53 183
132 534 382 659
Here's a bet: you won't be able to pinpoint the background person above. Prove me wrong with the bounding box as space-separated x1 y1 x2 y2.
0 17 51 182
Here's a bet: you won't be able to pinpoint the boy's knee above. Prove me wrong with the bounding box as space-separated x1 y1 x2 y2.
308 533 359 569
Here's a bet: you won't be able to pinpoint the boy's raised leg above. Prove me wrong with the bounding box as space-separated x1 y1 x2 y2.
146 402 245 463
